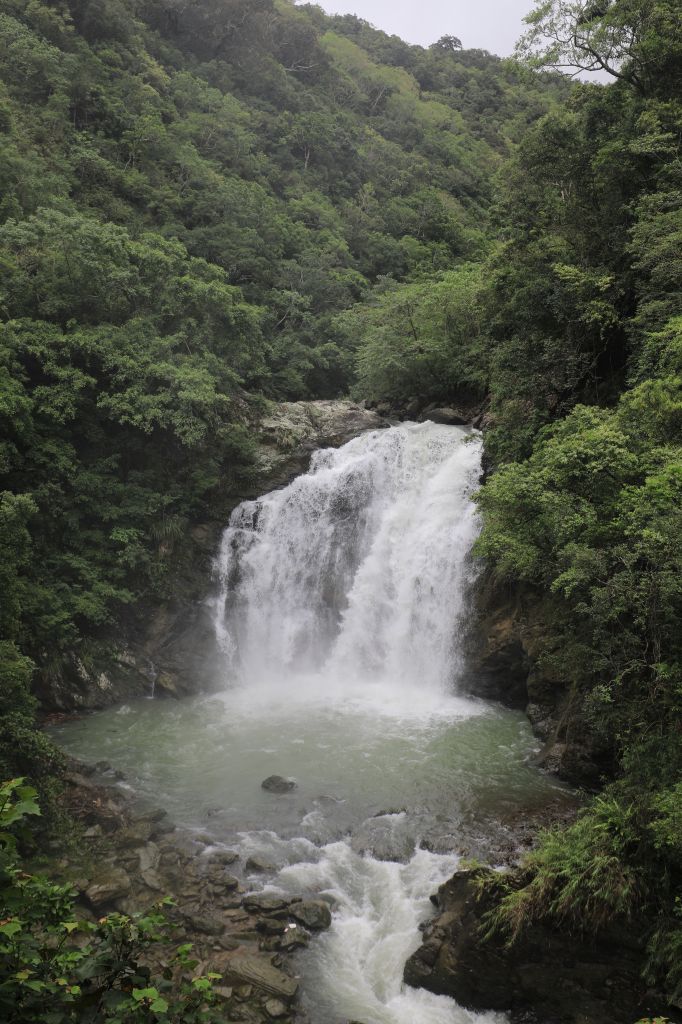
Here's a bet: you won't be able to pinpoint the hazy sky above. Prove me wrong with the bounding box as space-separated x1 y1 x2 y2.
313 0 536 58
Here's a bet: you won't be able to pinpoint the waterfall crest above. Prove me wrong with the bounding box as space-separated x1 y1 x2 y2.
212 422 482 696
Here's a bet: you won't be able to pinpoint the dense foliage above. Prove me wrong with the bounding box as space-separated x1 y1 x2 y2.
468 0 682 1004
0 779 223 1023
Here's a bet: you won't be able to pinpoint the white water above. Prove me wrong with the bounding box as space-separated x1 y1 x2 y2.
51 422 564 1024
212 422 482 696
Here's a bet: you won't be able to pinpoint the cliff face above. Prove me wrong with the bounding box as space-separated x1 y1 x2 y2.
404 870 669 1024
36 401 385 713
466 577 614 789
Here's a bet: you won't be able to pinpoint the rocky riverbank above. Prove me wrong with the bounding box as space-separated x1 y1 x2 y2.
401 574 679 1024
51 764 339 1024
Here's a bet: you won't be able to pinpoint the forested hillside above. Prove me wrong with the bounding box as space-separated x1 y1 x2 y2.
1 0 682 1016
0 0 565 789
469 0 682 1006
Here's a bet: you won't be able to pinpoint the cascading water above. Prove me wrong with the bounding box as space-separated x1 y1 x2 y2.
212 422 482 700
50 421 566 1024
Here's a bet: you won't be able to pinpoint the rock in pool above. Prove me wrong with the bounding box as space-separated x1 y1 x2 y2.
261 775 297 794
289 899 332 930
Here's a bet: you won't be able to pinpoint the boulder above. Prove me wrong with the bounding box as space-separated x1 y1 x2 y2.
257 918 288 936
210 874 240 893
182 912 225 936
115 820 155 847
289 899 332 931
278 924 309 951
137 842 162 890
85 866 131 909
261 776 297 794
264 998 288 1018
208 849 239 865
418 407 468 425
224 956 298 1002
404 870 665 1023
131 806 167 824
246 855 276 873
243 893 291 914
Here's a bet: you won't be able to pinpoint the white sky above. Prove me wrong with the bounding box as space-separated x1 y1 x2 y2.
310 0 537 57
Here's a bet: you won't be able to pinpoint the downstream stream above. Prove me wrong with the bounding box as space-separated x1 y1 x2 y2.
52 422 567 1024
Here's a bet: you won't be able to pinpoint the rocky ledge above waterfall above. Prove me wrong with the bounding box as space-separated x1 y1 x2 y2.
247 399 386 494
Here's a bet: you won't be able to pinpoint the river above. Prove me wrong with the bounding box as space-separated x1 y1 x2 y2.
51 422 567 1024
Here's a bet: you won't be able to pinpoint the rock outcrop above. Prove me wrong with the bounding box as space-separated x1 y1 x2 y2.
363 393 485 426
250 399 385 492
466 579 613 788
405 870 672 1024
261 776 297 794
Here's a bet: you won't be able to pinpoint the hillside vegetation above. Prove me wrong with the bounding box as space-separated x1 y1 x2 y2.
470 0 682 1005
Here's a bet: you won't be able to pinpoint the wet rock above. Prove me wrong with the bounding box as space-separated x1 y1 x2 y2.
136 843 162 890
131 807 167 824
467 580 613 786
208 849 240 865
289 899 332 931
256 918 287 936
419 406 468 425
264 998 288 1019
210 874 240 892
246 856 276 873
116 820 155 847
278 924 309 951
85 866 131 909
35 650 158 712
182 912 225 936
249 400 386 498
137 843 160 871
224 956 298 1002
261 776 297 794
243 893 291 915
150 818 175 837
404 870 665 1023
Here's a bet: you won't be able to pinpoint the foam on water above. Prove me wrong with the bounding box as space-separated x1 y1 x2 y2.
265 841 503 1024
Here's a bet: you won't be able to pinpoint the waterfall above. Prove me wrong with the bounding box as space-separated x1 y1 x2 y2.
212 422 482 698
52 420 551 1024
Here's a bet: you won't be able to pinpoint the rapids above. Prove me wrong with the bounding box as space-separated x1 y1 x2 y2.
51 422 566 1024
